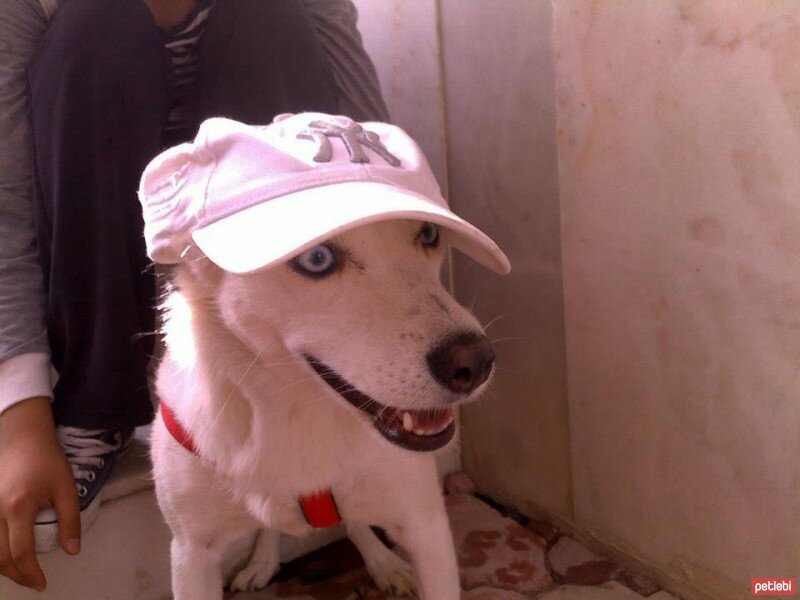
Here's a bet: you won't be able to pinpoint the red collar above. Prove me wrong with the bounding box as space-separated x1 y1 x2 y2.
159 403 341 529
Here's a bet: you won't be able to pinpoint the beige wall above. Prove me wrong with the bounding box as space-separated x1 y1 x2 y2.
555 1 800 598
351 0 447 184
354 0 573 511
439 0 573 518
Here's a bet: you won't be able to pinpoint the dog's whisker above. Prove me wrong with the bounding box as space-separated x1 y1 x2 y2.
207 351 262 435
374 407 392 424
132 331 162 345
360 399 380 411
482 313 509 331
467 292 480 313
259 357 316 370
482 389 499 404
489 335 528 345
264 374 326 398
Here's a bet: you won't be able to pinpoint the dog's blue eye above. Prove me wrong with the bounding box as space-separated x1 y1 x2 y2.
293 245 337 277
418 223 439 247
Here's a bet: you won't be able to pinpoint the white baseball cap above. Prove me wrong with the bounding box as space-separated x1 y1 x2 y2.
138 113 510 275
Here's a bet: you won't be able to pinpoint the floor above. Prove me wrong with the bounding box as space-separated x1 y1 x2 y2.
224 474 681 600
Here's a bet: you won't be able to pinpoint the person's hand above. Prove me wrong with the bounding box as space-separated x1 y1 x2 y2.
0 396 81 591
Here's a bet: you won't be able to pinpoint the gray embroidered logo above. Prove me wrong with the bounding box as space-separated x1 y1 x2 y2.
297 119 401 167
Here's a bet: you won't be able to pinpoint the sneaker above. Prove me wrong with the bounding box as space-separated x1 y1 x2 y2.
34 427 134 553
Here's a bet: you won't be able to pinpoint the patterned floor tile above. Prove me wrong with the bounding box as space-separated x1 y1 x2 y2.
547 537 619 585
614 570 661 596
447 494 551 593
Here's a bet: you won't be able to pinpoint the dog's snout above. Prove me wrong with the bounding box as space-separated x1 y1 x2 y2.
426 332 496 395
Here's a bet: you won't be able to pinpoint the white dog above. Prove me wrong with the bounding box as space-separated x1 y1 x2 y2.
139 113 509 600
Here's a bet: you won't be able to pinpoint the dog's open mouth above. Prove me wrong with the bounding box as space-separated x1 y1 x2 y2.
305 356 456 452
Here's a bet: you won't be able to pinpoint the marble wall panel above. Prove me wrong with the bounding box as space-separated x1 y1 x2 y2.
440 0 573 518
554 1 800 597
352 0 447 184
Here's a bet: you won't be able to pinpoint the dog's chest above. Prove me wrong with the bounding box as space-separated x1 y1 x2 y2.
236 471 411 537
225 431 425 534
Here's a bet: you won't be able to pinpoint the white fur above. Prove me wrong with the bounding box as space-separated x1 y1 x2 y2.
151 220 491 600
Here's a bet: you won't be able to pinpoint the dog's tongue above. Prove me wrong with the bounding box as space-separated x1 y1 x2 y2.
400 407 454 436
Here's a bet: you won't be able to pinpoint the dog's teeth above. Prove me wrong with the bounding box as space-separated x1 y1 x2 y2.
413 428 427 436
402 412 414 432
428 420 451 435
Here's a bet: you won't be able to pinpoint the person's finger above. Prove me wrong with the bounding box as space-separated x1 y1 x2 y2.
7 505 46 591
0 519 25 585
52 483 81 555
0 518 11 569
0 562 25 586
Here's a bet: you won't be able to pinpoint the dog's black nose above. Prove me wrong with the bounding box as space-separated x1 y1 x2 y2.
426 332 496 395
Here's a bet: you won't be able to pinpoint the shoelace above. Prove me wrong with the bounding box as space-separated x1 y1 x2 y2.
57 428 125 498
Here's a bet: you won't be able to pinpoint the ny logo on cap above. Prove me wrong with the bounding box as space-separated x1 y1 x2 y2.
298 118 401 167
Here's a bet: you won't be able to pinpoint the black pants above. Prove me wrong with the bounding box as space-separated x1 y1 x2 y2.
28 0 339 428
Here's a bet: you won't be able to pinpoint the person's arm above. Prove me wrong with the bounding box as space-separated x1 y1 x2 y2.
301 0 390 123
0 1 82 593
0 0 54 418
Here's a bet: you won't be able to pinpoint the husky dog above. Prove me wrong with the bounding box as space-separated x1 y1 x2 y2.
140 113 509 600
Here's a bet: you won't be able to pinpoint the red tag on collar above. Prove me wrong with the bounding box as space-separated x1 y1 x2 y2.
298 489 342 529
160 402 341 529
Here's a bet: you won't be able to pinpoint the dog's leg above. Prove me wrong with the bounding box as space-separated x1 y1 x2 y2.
170 537 225 600
347 522 415 596
400 510 461 600
229 527 281 592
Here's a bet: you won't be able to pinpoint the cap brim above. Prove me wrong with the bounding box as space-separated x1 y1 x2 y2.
191 181 510 275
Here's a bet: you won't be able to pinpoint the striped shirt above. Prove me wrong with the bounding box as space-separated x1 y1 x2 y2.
162 0 216 144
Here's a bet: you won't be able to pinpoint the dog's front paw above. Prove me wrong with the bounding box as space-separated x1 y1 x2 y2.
366 551 416 597
229 557 279 592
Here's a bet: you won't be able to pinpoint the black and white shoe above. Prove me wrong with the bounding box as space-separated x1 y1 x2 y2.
34 427 133 553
